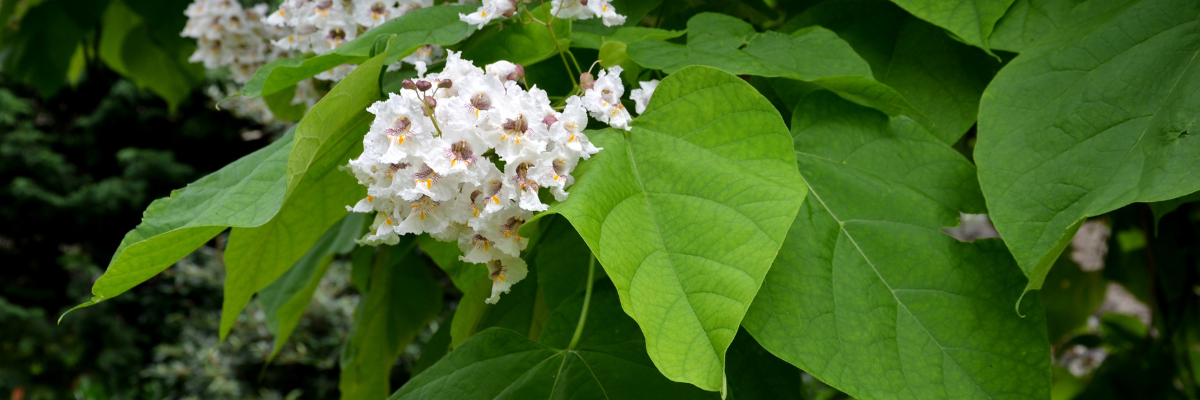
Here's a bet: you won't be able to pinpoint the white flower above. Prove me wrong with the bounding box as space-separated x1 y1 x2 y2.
485 255 528 304
485 60 524 82
182 0 286 84
587 0 626 26
581 66 632 130
530 145 579 201
549 96 601 158
502 152 549 212
266 0 359 80
459 0 516 29
629 79 659 114
345 52 614 304
550 0 626 26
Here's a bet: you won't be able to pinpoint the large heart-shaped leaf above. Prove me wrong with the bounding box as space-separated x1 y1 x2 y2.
975 0 1200 294
240 5 475 98
391 284 717 400
742 91 1051 400
340 240 443 400
626 12 919 118
886 0 1014 55
219 48 386 338
532 66 805 392
785 0 1000 144
63 129 293 318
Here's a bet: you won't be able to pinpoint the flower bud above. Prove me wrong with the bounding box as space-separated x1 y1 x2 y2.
425 97 437 109
542 114 558 127
416 80 432 91
580 72 595 90
402 79 417 90
508 64 525 82
438 79 453 89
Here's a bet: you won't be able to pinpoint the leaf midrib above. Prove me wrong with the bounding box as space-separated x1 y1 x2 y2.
798 173 995 400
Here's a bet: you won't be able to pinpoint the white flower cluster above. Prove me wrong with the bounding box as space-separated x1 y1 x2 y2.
182 0 289 83
461 0 626 29
266 0 434 81
345 52 608 303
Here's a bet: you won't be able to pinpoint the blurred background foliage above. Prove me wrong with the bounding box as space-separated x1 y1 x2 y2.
1 0 1198 399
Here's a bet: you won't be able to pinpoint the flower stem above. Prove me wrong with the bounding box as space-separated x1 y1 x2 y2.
567 252 596 351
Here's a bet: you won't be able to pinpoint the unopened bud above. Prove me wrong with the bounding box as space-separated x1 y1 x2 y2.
402 79 417 90
542 114 557 127
507 64 525 82
580 0 588 4
415 80 432 91
580 72 595 90
438 79 453 89
425 97 437 108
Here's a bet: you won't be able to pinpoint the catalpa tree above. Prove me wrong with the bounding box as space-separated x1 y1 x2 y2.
15 0 1198 398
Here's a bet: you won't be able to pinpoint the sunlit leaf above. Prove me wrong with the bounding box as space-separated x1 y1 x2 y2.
218 47 387 339
531 66 806 392
63 129 292 318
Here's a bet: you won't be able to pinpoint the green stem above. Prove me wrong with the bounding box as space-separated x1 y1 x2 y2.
567 253 596 350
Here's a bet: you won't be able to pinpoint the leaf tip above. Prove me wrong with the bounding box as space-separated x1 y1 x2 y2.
58 296 101 324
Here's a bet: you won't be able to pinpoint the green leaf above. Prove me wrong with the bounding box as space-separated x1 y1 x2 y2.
341 241 443 400
392 284 718 400
65 130 293 319
531 66 806 392
572 26 684 50
258 212 365 361
988 0 1138 53
886 0 1014 55
241 5 475 98
785 0 1000 144
0 0 110 97
987 0 1081 52
975 0 1200 294
626 13 920 118
417 234 483 291
725 329 801 400
570 0 667 49
459 3 570 67
535 216 607 311
118 23 204 112
412 311 454 376
218 48 386 339
263 84 308 122
742 91 1051 400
